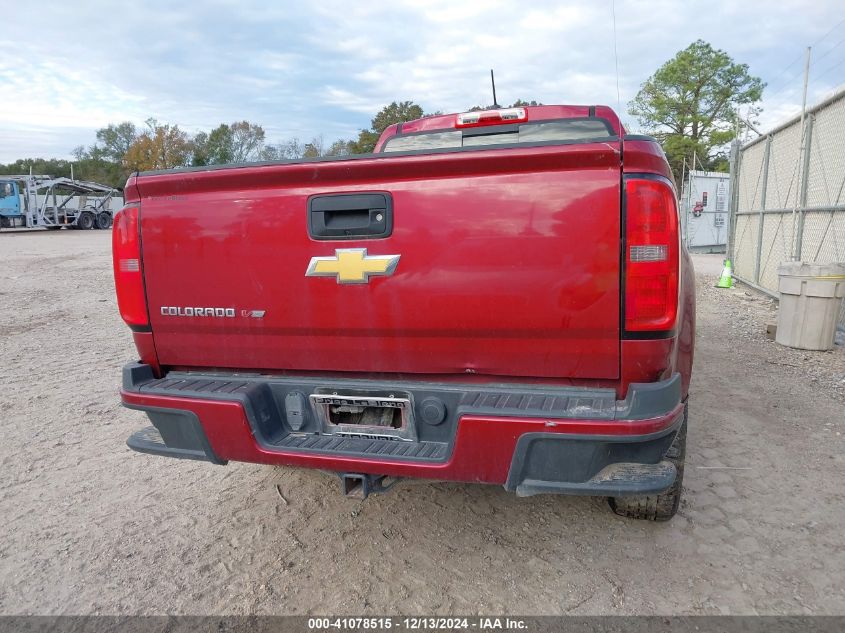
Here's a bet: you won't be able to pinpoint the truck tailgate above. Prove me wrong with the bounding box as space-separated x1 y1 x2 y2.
137 142 621 379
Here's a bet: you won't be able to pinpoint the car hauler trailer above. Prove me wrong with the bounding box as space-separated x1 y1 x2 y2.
0 175 117 230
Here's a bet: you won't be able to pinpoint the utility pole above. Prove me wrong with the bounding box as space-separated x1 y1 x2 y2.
800 47 811 131
726 110 742 263
792 46 812 261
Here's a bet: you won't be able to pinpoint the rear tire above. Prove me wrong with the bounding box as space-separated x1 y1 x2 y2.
95 212 112 229
608 404 686 521
77 211 95 230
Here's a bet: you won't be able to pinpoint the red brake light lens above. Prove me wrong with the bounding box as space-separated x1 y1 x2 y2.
112 206 148 327
456 107 527 128
625 178 680 332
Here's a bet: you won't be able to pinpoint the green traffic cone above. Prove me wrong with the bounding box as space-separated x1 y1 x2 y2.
717 259 733 288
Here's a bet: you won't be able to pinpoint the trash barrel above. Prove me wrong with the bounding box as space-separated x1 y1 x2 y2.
776 262 845 350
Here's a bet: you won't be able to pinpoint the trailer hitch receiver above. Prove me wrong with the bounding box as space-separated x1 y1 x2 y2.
339 473 401 499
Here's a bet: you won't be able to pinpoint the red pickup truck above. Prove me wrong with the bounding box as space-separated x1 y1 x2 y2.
114 104 695 521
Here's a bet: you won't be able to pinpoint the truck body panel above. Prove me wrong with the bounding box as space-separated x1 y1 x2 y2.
137 142 623 380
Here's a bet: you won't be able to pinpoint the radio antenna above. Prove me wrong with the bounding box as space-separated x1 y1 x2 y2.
490 69 500 108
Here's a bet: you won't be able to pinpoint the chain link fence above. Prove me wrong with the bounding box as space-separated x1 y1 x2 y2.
728 89 845 328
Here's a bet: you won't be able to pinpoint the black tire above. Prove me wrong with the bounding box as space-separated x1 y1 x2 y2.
95 212 112 230
77 211 95 230
608 404 687 521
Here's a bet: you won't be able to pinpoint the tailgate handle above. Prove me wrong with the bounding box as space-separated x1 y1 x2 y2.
308 193 393 240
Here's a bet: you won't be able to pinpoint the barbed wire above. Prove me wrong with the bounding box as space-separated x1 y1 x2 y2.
812 56 845 86
765 54 812 96
811 32 845 67
763 51 845 114
761 18 845 110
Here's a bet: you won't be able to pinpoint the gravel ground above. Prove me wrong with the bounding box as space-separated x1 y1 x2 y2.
0 233 843 615
695 255 845 403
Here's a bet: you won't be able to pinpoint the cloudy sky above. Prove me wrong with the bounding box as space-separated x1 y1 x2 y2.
1 0 843 163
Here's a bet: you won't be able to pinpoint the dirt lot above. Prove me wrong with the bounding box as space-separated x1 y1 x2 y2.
0 230 843 615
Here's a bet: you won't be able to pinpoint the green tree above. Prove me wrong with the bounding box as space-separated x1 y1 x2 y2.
192 122 265 165
348 130 380 155
73 157 125 188
94 122 138 162
0 158 73 178
124 118 192 171
302 136 324 159
66 123 138 187
348 101 425 154
229 121 266 162
325 139 352 157
0 156 126 189
630 39 764 181
191 132 211 166
192 124 234 166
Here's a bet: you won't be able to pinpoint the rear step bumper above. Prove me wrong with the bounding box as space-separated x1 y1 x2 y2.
120 362 684 496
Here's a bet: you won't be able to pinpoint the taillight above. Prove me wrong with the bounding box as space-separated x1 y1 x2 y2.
456 107 527 127
112 206 148 327
624 178 679 332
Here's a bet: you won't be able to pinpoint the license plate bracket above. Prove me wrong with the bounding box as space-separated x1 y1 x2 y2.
309 392 416 441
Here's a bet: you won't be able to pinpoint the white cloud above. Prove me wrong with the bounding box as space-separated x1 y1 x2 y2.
323 87 388 115
0 50 148 133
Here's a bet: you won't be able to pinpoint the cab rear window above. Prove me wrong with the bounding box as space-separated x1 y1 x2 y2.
382 118 614 153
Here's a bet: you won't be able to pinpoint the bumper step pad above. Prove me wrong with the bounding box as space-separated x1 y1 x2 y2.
273 433 449 461
127 426 211 462
124 364 681 425
515 460 677 497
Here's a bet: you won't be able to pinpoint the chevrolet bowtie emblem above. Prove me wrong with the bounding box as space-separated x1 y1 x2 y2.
305 248 400 284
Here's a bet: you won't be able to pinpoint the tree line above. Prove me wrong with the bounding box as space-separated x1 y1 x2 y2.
0 102 468 189
0 99 541 190
0 40 765 189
